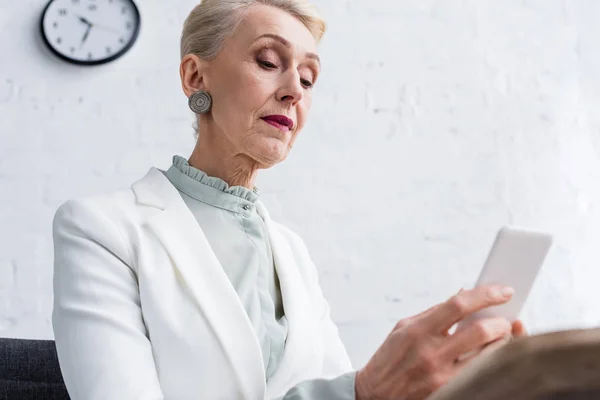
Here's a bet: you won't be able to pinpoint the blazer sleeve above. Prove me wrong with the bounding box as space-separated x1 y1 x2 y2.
276 372 356 400
52 199 164 400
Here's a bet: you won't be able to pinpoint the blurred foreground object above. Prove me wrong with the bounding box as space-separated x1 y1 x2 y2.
429 328 600 400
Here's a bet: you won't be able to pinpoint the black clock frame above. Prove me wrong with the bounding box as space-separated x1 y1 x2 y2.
40 0 141 66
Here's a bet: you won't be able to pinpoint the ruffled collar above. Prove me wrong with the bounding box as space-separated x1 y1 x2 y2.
164 155 260 214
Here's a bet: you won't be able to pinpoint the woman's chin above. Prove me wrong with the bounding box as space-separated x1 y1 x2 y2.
253 138 290 167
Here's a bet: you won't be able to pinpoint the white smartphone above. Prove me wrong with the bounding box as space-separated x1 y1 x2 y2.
458 226 553 328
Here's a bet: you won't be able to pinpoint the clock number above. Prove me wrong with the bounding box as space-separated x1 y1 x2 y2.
89 4 97 11
106 47 112 54
122 6 128 14
119 37 125 44
71 0 79 3
57 37 62 44
87 52 93 60
58 9 67 16
126 21 132 30
70 47 76 54
53 22 58 28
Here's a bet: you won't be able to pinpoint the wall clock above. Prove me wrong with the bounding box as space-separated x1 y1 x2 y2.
40 0 141 65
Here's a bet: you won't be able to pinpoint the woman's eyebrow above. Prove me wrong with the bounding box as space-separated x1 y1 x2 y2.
254 33 321 65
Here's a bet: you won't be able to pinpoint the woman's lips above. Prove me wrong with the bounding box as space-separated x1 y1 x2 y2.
261 115 294 132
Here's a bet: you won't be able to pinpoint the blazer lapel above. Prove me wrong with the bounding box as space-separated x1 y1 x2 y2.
132 168 266 398
256 202 320 392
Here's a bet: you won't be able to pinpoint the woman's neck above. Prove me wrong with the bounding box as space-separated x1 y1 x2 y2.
188 135 259 190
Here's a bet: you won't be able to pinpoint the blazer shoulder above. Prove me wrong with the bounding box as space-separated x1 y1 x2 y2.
54 185 141 226
52 181 155 265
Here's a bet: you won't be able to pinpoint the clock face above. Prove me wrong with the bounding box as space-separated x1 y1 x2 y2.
40 0 141 65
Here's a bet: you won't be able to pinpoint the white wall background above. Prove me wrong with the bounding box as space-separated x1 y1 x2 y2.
2 0 600 369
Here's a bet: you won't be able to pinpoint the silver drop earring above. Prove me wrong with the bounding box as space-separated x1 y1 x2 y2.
188 90 212 114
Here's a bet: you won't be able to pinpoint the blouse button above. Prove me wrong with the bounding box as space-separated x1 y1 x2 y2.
242 205 250 211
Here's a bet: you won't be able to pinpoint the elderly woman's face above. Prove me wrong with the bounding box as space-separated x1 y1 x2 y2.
193 5 320 167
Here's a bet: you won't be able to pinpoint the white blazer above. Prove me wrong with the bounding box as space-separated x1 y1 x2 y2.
52 167 354 400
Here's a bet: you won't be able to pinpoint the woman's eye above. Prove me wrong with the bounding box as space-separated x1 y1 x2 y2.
258 59 277 69
300 78 313 88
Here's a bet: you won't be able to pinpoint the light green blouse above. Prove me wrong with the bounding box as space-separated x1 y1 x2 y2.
163 155 355 400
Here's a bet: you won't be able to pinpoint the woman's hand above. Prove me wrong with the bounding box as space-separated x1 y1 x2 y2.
354 285 523 400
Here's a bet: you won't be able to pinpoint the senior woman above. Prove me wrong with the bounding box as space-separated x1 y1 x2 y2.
52 0 526 399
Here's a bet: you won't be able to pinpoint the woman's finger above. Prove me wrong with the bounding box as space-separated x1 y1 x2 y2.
441 317 512 361
454 334 512 366
424 285 514 333
512 320 528 337
408 290 465 328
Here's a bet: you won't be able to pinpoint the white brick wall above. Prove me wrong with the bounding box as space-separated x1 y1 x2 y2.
2 0 600 368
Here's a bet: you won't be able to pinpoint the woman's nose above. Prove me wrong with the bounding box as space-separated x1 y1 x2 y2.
276 71 303 106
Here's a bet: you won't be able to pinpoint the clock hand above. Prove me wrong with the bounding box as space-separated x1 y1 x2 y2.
75 15 121 35
92 23 122 35
76 15 92 26
80 25 92 48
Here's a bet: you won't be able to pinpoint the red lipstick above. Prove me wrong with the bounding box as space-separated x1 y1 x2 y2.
261 115 294 132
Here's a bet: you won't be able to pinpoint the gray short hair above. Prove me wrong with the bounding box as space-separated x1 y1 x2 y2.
180 0 326 60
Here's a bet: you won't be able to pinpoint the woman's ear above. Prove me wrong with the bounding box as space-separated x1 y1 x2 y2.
180 54 209 98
